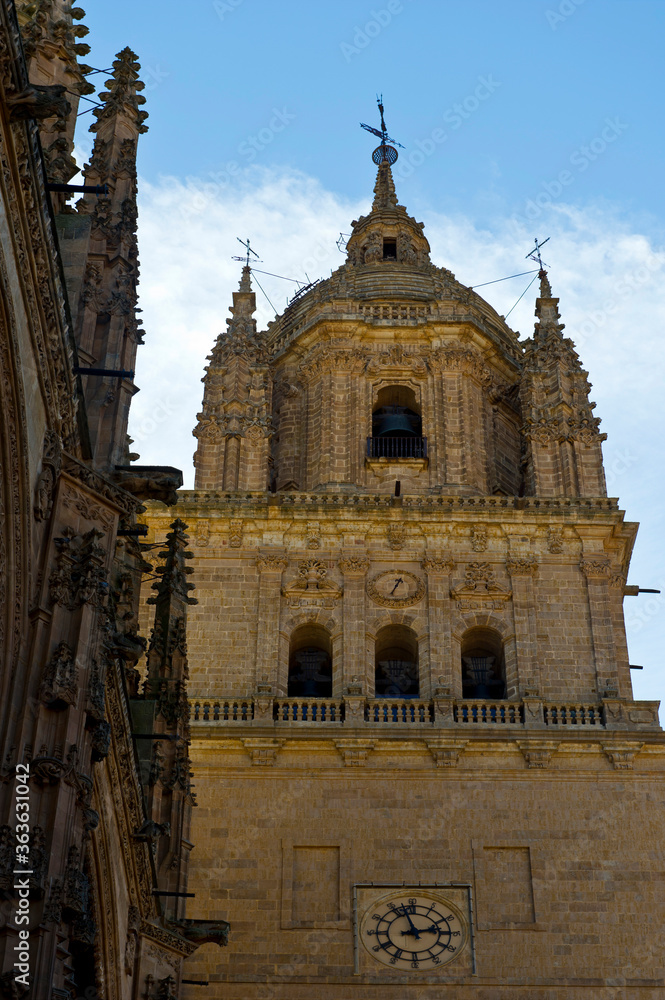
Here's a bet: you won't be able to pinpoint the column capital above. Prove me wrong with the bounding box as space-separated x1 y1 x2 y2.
256 552 288 574
338 555 370 577
580 556 611 579
421 553 454 574
506 555 538 577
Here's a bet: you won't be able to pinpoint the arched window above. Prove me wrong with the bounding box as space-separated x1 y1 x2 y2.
375 625 419 698
369 386 424 460
372 385 422 438
460 627 506 699
288 624 332 697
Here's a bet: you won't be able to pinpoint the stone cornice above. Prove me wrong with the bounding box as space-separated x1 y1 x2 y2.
153 492 621 517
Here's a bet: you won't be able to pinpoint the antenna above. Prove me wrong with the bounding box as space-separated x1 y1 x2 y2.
360 94 404 165
232 237 262 268
525 236 550 271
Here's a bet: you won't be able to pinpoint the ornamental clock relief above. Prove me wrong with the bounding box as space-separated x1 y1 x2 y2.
358 889 471 974
367 570 425 608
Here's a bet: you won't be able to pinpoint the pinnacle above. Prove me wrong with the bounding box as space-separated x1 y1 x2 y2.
238 265 252 294
372 162 399 211
538 268 553 299
534 269 565 341
92 46 149 134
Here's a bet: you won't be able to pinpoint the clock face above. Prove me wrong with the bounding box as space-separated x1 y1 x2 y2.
367 570 425 608
360 891 467 971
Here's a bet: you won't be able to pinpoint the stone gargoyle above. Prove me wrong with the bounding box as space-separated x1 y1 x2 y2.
166 918 230 948
6 84 70 122
113 465 183 506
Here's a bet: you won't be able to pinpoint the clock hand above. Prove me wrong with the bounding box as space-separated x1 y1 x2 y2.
390 577 403 595
398 905 421 940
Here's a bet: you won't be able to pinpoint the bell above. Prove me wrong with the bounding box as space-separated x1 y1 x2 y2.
375 408 417 437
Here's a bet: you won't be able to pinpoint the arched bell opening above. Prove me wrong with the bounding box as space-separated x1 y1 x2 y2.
288 624 332 698
369 385 425 460
460 627 506 699
375 625 420 698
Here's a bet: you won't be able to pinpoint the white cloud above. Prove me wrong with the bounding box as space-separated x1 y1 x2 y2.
130 165 665 710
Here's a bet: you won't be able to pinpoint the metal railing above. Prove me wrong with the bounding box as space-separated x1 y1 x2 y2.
367 436 427 459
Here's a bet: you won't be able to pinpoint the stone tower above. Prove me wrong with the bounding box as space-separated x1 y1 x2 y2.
141 156 665 997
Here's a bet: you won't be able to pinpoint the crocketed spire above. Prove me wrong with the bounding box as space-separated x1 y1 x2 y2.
533 269 565 342
372 161 399 211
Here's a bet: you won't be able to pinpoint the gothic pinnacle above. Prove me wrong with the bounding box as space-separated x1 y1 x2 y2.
372 162 399 211
534 268 564 340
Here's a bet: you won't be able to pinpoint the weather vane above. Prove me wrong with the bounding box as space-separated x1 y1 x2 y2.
360 94 404 165
525 236 550 271
232 237 261 268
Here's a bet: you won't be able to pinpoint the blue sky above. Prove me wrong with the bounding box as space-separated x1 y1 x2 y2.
84 0 665 228
80 1 665 707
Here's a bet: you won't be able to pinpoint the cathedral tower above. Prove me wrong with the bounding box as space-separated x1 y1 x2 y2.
141 153 665 997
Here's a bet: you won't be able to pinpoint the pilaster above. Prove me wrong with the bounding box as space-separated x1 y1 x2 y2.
421 554 455 698
579 555 618 696
255 552 288 691
339 556 370 695
506 552 539 696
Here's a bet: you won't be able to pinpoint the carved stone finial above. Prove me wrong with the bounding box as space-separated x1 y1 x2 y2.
372 161 399 211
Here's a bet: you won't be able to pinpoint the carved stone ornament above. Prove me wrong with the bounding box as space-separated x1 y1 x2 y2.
387 523 406 550
451 562 510 613
506 555 538 577
40 641 78 708
336 740 376 767
426 740 468 768
242 739 284 766
229 519 243 547
421 555 454 574
470 526 488 553
61 483 115 528
48 528 108 610
518 741 559 770
367 570 425 608
580 556 611 578
338 556 370 577
34 429 61 522
546 527 564 554
602 742 643 771
256 554 288 574
282 559 342 609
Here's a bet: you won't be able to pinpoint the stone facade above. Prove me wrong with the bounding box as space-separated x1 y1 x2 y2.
139 158 665 994
0 3 225 997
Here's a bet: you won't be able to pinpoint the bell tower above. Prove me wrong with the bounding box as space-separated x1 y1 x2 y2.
140 130 665 997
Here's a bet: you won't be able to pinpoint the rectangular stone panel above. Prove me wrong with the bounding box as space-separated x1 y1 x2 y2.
292 846 340 923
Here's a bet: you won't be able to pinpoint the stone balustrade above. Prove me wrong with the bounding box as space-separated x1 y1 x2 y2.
190 697 661 731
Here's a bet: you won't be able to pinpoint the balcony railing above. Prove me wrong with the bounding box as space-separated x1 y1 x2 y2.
189 697 635 729
367 436 427 460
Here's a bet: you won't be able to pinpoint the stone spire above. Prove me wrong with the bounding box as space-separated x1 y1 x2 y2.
16 0 94 197
345 162 431 267
520 271 607 497
69 48 148 473
193 268 273 491
372 161 399 211
533 268 565 341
